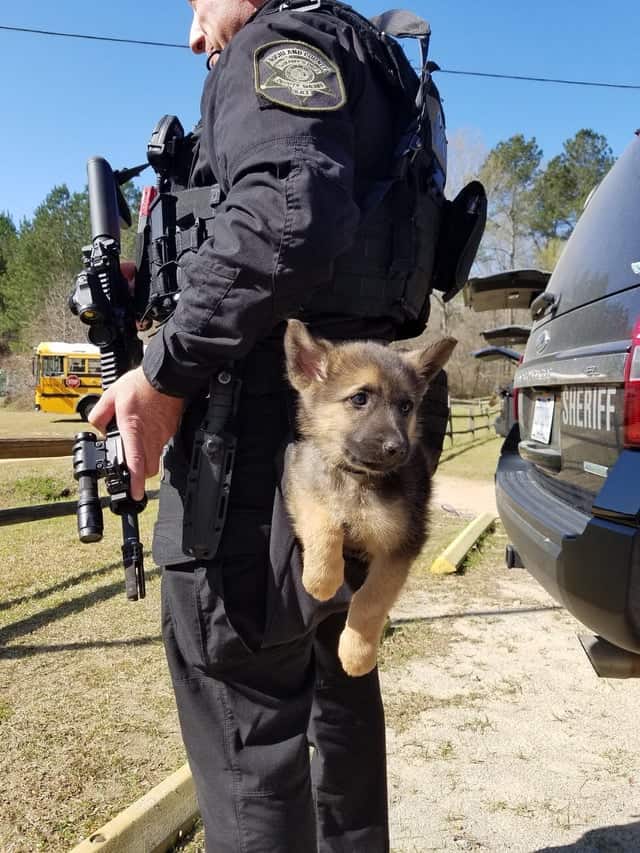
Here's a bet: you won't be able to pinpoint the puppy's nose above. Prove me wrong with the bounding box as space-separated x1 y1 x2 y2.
382 438 407 459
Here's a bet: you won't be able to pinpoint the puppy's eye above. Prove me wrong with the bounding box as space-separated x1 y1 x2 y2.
399 400 414 415
350 391 369 407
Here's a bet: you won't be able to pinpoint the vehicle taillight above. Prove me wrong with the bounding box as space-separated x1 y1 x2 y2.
623 319 640 447
140 186 158 218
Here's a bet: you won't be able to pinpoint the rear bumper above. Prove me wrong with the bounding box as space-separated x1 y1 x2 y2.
496 449 640 653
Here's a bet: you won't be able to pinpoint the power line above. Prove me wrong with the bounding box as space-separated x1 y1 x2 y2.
0 24 187 49
438 68 640 91
1 23 639 90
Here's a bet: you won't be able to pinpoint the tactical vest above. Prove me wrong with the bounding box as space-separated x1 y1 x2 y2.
135 2 486 339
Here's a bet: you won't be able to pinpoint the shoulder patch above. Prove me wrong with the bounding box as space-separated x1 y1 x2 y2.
254 40 346 112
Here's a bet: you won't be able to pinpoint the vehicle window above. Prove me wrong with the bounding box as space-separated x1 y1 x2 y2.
86 359 102 376
547 138 640 314
41 356 64 377
68 358 86 374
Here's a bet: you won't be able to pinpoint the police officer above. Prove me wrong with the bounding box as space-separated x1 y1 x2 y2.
91 0 449 849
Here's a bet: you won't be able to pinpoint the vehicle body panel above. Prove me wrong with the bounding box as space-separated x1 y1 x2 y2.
495 132 640 657
496 447 640 654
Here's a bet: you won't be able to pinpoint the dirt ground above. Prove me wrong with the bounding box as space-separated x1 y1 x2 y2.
432 472 498 517
385 502 640 852
177 477 640 853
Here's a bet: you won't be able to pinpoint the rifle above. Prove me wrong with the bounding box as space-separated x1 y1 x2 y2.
68 117 230 589
69 157 149 600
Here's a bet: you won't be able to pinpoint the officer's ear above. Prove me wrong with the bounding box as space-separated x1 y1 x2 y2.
284 319 332 391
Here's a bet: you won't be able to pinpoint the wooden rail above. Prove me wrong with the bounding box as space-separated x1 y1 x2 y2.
0 491 159 527
0 437 75 459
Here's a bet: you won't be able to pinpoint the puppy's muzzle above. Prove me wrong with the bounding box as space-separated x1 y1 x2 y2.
345 435 409 473
382 438 408 461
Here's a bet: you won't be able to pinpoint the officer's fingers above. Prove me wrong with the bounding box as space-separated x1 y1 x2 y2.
88 387 116 435
118 415 146 502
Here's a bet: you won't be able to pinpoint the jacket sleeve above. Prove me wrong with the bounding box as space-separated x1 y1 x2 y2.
143 16 366 398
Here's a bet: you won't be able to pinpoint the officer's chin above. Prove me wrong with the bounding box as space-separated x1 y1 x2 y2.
207 49 222 70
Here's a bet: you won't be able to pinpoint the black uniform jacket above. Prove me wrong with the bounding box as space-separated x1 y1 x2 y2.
142 0 404 399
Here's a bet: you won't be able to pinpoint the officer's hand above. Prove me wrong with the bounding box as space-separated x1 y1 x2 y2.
89 367 184 501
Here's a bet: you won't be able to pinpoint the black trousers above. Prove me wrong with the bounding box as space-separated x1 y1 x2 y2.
162 565 389 853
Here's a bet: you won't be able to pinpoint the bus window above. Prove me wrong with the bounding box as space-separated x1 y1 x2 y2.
68 357 86 374
87 359 102 376
42 356 64 377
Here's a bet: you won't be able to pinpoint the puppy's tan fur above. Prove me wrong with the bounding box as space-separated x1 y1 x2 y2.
284 320 456 676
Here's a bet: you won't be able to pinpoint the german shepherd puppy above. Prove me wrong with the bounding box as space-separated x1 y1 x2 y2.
283 319 456 676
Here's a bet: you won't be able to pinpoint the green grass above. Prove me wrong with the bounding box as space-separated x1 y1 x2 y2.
0 460 77 509
0 507 185 852
10 473 72 503
0 408 96 439
0 457 160 510
438 435 502 481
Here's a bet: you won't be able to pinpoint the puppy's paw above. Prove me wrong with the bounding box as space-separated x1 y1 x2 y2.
302 568 342 602
301 556 344 601
338 626 378 677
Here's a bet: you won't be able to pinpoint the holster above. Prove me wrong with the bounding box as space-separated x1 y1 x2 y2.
182 367 242 560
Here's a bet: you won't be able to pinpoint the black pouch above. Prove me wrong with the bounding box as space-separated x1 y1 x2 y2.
419 367 450 476
431 180 487 302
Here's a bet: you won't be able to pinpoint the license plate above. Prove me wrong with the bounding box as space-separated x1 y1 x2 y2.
531 397 554 444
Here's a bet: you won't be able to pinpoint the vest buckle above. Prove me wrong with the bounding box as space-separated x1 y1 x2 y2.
279 0 321 12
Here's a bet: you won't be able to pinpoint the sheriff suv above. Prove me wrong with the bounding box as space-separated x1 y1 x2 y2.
495 130 640 669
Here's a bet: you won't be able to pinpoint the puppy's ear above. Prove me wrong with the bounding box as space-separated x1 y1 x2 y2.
284 319 332 391
402 337 457 384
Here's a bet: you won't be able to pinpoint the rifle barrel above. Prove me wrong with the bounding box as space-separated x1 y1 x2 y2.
87 156 121 242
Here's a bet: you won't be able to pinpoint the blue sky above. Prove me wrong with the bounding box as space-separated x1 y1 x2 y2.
1 0 638 224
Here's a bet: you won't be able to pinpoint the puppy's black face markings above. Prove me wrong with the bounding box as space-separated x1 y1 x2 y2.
337 375 422 475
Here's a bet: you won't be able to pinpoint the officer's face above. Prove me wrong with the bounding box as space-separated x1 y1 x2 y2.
188 0 260 59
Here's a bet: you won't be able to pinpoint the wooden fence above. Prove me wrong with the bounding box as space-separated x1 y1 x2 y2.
446 397 501 443
0 401 501 465
0 398 500 524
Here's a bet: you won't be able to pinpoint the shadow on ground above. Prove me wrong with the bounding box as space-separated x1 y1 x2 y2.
536 819 640 851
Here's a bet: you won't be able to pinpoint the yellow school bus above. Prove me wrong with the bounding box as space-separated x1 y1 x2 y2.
33 342 102 420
